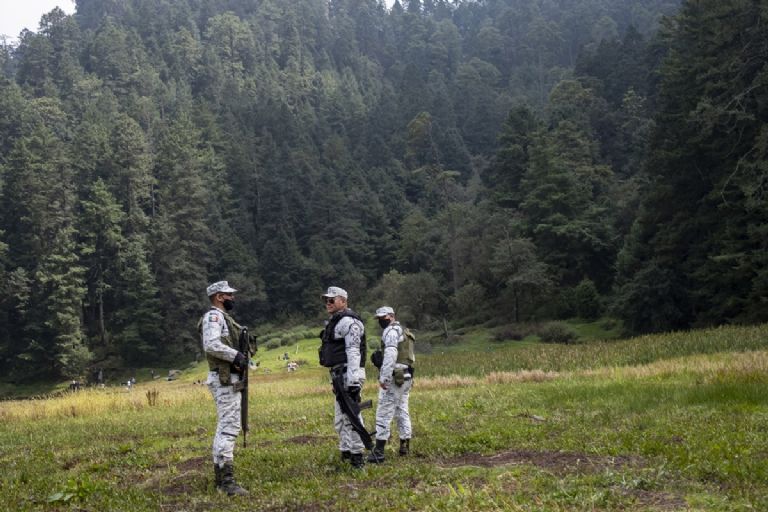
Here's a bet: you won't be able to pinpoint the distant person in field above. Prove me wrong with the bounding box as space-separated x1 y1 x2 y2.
199 281 250 496
368 306 415 463
318 286 368 469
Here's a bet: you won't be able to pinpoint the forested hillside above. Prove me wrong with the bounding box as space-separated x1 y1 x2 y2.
0 0 765 382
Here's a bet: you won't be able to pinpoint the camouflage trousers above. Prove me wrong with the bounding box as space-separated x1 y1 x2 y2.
334 394 366 454
207 371 242 467
374 378 413 441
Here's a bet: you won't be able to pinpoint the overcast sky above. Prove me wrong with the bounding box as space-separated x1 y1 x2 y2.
0 0 398 42
0 0 76 40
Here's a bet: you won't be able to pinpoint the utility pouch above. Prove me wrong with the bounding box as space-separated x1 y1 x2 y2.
232 381 245 392
318 345 326 367
371 349 383 369
393 368 405 386
218 365 232 386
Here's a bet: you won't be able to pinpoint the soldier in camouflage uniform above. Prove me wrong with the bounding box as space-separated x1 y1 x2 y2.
368 306 414 463
200 281 249 496
318 286 368 468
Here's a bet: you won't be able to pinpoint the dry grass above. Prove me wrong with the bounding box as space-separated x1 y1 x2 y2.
3 350 766 423
582 350 768 382
0 382 210 422
417 369 560 389
409 350 768 390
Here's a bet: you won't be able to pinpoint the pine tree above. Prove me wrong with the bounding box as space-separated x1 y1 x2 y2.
1 99 87 379
79 179 125 352
520 103 618 290
151 112 216 357
616 0 768 331
487 105 538 207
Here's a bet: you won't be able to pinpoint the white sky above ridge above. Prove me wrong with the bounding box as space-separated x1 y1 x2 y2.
0 0 400 43
0 0 76 41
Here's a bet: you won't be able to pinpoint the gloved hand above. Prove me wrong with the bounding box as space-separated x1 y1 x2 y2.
232 352 248 372
347 385 361 403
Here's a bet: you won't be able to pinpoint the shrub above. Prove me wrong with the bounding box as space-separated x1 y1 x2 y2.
493 325 529 342
537 322 578 344
573 279 602 320
426 334 453 347
444 335 462 346
449 282 486 319
265 341 280 350
414 341 432 354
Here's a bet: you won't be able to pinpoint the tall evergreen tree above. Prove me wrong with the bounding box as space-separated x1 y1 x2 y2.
151 112 217 357
616 0 768 332
1 99 87 379
486 104 539 207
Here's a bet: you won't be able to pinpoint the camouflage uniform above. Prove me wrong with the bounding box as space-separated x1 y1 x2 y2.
200 280 249 496
375 321 413 442
201 305 242 467
330 315 367 454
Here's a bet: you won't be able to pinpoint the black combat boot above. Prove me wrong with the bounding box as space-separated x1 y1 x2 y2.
367 439 386 464
349 452 365 469
399 439 410 456
341 450 351 461
213 464 222 490
219 462 249 496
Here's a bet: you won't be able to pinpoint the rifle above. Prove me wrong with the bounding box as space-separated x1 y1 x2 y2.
330 367 374 450
238 327 250 448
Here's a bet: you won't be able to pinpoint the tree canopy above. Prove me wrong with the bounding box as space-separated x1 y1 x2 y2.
2 0 765 381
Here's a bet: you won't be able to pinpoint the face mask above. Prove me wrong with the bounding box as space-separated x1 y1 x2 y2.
223 299 235 311
378 318 391 329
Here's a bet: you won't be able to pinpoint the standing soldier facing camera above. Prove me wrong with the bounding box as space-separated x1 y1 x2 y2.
318 286 371 469
368 306 415 463
200 281 253 496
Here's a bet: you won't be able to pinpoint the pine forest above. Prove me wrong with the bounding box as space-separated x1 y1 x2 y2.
0 0 766 382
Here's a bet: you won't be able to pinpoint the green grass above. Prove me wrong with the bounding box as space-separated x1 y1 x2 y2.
567 317 624 340
1 323 768 510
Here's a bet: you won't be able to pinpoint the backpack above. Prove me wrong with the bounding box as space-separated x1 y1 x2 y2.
371 327 415 369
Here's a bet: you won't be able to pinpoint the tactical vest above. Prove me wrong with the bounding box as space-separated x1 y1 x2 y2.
199 308 244 372
319 309 367 368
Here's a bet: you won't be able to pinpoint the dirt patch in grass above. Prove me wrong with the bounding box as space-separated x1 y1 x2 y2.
161 477 196 496
61 457 81 470
622 489 688 510
159 465 210 497
286 434 335 445
160 500 216 511
438 449 642 474
176 456 207 472
263 501 335 512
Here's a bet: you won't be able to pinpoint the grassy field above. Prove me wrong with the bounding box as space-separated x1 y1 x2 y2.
1 323 767 511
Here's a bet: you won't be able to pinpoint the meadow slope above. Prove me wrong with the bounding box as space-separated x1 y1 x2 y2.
1 324 766 511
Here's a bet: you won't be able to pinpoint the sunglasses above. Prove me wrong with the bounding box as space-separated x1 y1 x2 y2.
324 297 336 304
